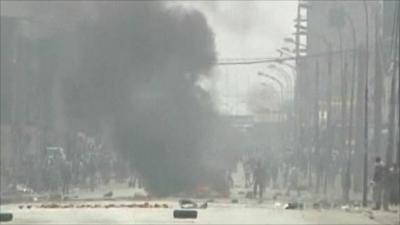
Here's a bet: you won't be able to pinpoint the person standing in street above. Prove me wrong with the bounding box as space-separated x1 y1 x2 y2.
87 154 97 192
243 157 252 188
372 156 385 210
385 163 399 208
253 161 266 200
61 159 72 195
285 165 299 197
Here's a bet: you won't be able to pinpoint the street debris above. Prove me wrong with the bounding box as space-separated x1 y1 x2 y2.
274 201 282 208
103 191 113 198
179 199 197 209
341 205 350 212
0 212 13 222
284 202 304 210
173 209 198 219
199 202 208 209
179 199 209 209
15 184 34 194
365 210 375 220
35 202 169 209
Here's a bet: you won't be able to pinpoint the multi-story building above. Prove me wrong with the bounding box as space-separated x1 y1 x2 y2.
297 0 398 192
301 0 386 153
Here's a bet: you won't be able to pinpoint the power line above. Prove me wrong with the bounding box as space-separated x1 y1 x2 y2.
217 48 358 66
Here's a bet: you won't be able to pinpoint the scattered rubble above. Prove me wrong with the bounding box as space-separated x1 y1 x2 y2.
274 202 282 208
103 191 113 198
284 202 304 210
35 202 169 209
179 199 197 209
341 205 350 212
179 199 209 209
199 202 208 209
0 212 13 222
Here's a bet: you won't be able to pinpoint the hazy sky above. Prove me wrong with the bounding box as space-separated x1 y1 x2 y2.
2 1 298 115
171 1 297 115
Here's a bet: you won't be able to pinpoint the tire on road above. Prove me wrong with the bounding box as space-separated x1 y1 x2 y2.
173 209 198 219
0 212 13 222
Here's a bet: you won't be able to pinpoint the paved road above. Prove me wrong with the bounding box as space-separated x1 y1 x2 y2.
1 201 397 224
1 163 398 224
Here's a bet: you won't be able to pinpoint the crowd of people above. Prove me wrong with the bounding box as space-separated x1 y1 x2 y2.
2 148 128 196
371 156 399 210
1 132 399 210
239 149 301 200
1 131 141 197
235 149 399 210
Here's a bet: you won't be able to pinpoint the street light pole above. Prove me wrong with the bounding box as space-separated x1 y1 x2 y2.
294 0 302 162
362 0 370 208
268 62 296 155
345 11 357 201
313 61 321 192
258 72 285 105
268 64 294 99
258 72 286 126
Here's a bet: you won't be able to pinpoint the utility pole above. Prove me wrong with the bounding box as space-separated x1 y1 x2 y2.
342 62 350 202
385 0 399 171
313 61 321 193
373 12 383 157
338 28 349 198
294 0 301 162
383 2 399 209
323 42 333 195
345 11 357 198
362 0 369 208
398 1 400 167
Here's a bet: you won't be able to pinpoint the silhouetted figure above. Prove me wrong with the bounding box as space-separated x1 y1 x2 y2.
372 157 385 210
87 155 97 192
386 164 399 206
285 166 299 196
61 160 72 195
270 159 279 189
253 161 266 200
226 169 234 188
244 159 252 188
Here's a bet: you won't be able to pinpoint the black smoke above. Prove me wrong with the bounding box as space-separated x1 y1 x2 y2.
1 1 243 196
75 3 219 196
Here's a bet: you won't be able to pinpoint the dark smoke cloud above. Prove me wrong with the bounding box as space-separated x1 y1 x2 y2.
2 1 241 196
70 2 239 196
